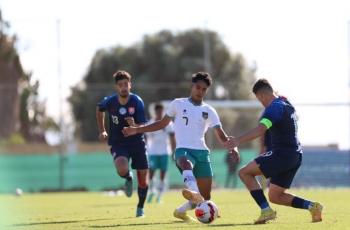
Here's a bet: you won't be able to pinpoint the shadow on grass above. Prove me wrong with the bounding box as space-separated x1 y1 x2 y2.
12 218 113 227
89 221 181 228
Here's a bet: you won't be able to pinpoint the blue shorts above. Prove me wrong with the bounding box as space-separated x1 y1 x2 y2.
148 155 169 171
110 141 148 170
255 149 302 189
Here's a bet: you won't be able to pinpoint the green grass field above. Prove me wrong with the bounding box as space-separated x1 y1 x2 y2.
1 189 349 229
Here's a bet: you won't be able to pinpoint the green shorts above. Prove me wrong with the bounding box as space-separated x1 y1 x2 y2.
148 155 169 171
175 148 213 178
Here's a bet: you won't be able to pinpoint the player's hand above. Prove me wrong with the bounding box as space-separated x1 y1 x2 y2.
125 117 136 126
229 147 240 163
122 127 137 137
98 131 108 142
224 136 239 149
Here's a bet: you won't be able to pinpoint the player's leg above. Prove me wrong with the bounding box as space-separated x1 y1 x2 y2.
111 146 133 197
147 155 157 203
268 166 323 222
173 148 200 222
175 148 204 204
156 155 169 203
131 142 149 217
239 153 276 224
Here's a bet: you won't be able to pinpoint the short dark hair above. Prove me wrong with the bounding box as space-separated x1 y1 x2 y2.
113 70 131 83
252 78 273 94
154 103 164 111
192 72 212 87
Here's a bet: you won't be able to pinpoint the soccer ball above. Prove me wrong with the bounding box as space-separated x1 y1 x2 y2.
195 200 219 223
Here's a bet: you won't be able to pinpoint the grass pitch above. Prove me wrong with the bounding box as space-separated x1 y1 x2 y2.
1 189 349 229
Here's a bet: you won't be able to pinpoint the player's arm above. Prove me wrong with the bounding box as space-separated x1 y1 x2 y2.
123 116 172 136
235 124 267 146
213 126 229 145
214 126 240 163
96 107 108 141
169 132 176 152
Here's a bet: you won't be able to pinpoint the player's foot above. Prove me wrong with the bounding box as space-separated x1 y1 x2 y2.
147 192 154 203
124 173 133 198
156 195 162 203
182 189 204 205
136 207 145 217
254 208 277 224
309 202 323 222
173 209 197 223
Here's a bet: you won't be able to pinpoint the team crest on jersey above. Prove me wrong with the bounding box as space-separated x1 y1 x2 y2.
111 115 119 125
119 107 127 115
202 112 208 119
128 107 135 115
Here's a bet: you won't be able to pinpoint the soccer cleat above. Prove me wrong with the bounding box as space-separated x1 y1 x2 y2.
173 209 197 223
254 208 277 224
309 202 323 222
136 207 145 217
182 189 204 205
147 192 154 203
124 173 133 198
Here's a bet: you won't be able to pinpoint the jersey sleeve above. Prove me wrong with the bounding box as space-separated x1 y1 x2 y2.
208 107 222 128
97 96 110 112
135 96 147 124
260 102 284 129
165 100 177 118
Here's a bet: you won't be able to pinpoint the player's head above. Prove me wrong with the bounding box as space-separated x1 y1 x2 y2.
190 72 212 102
252 78 274 107
154 103 164 120
113 70 131 98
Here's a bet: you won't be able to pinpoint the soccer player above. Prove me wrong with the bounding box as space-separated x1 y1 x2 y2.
145 103 176 203
225 79 323 224
96 70 149 217
123 72 238 222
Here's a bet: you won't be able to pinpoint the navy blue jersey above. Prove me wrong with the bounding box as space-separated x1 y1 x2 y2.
264 130 272 151
260 97 301 151
97 93 147 145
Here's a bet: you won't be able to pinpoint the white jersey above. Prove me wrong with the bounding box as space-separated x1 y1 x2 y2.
145 119 174 155
166 98 221 150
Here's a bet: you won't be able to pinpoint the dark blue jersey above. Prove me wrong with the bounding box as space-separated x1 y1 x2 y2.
260 97 301 151
264 130 272 152
97 93 147 146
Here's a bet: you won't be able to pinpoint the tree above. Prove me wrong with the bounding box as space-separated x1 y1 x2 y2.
0 9 58 143
69 29 257 143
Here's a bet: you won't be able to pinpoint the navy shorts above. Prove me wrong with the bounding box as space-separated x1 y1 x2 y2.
110 141 148 170
255 149 302 188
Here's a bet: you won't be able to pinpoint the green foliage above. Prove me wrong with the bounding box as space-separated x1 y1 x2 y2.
69 29 257 141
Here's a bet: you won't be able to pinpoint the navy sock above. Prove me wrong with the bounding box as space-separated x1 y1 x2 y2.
291 196 312 209
137 186 148 208
121 170 132 181
250 189 270 210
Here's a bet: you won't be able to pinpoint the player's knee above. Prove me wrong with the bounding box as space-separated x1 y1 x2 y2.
117 168 128 177
177 157 192 170
238 168 246 180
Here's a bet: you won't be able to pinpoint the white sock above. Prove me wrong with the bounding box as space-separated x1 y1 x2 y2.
182 170 199 192
158 180 165 195
149 179 156 194
176 201 196 213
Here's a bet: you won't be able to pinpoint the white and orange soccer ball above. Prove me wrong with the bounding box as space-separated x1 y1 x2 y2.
194 200 219 224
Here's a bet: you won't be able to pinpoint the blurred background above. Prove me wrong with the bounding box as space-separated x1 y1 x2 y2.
0 0 349 193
